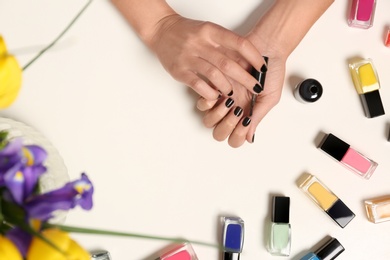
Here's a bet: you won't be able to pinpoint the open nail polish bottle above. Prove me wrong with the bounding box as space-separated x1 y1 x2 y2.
348 0 376 29
349 58 385 118
300 237 345 260
298 174 355 228
364 195 390 223
319 133 377 179
222 216 244 260
157 243 198 260
268 196 291 256
293 78 323 103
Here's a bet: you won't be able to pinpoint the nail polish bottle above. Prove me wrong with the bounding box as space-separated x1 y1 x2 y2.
300 237 345 260
349 58 385 118
298 174 355 228
91 250 111 260
268 196 291 256
222 216 244 260
319 133 378 179
157 243 198 260
293 78 323 103
348 0 376 29
364 195 390 223
385 27 390 47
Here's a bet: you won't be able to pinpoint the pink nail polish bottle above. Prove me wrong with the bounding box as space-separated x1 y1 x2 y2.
348 0 377 29
385 27 390 47
319 133 378 179
157 243 198 260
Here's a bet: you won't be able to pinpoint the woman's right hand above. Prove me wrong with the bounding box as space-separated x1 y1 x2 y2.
148 14 267 100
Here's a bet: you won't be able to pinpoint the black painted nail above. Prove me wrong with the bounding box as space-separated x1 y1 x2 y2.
253 83 263 94
260 63 268 73
252 134 255 143
234 106 243 117
242 117 251 126
225 98 234 108
227 90 234 96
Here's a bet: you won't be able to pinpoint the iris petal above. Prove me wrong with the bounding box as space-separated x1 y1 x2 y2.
25 173 94 220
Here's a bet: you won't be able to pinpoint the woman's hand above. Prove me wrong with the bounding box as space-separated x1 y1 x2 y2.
149 14 267 100
197 52 286 148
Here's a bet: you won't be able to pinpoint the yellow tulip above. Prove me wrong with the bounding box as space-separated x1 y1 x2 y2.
0 35 22 109
0 235 23 260
0 36 7 57
27 229 90 260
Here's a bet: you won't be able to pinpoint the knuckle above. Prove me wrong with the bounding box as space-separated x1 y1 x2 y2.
189 78 204 92
218 58 230 72
205 67 219 80
235 36 248 50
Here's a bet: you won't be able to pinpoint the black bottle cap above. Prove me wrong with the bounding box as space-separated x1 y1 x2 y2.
272 196 290 223
295 78 323 103
326 199 355 228
315 237 345 260
361 90 385 118
388 126 390 142
223 252 240 260
319 133 350 161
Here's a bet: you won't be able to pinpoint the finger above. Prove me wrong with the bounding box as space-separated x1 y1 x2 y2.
228 116 252 148
213 106 244 141
200 47 263 95
178 70 220 100
202 97 235 128
245 92 282 143
191 59 233 96
212 28 266 74
197 96 219 111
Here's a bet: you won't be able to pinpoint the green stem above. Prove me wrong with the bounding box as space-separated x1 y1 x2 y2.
43 223 218 248
22 0 93 71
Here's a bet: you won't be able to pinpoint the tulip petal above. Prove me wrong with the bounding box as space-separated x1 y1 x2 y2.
0 54 22 108
0 235 23 260
27 229 69 260
0 36 7 57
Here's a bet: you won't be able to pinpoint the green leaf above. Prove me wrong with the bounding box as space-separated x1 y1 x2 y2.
43 223 219 249
0 131 9 149
22 0 94 71
1 196 26 225
18 222 66 256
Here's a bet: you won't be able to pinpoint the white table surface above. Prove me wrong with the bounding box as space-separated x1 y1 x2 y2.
1 0 390 259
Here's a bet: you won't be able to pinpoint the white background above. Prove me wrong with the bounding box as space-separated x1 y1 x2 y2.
1 0 390 259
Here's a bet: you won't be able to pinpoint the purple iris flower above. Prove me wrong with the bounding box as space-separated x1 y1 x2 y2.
25 173 94 220
2 143 47 204
0 138 23 186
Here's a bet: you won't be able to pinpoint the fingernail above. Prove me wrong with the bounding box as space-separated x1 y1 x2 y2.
252 134 255 143
227 90 234 96
242 117 251 126
234 106 243 117
253 83 263 94
225 98 234 108
260 63 268 73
